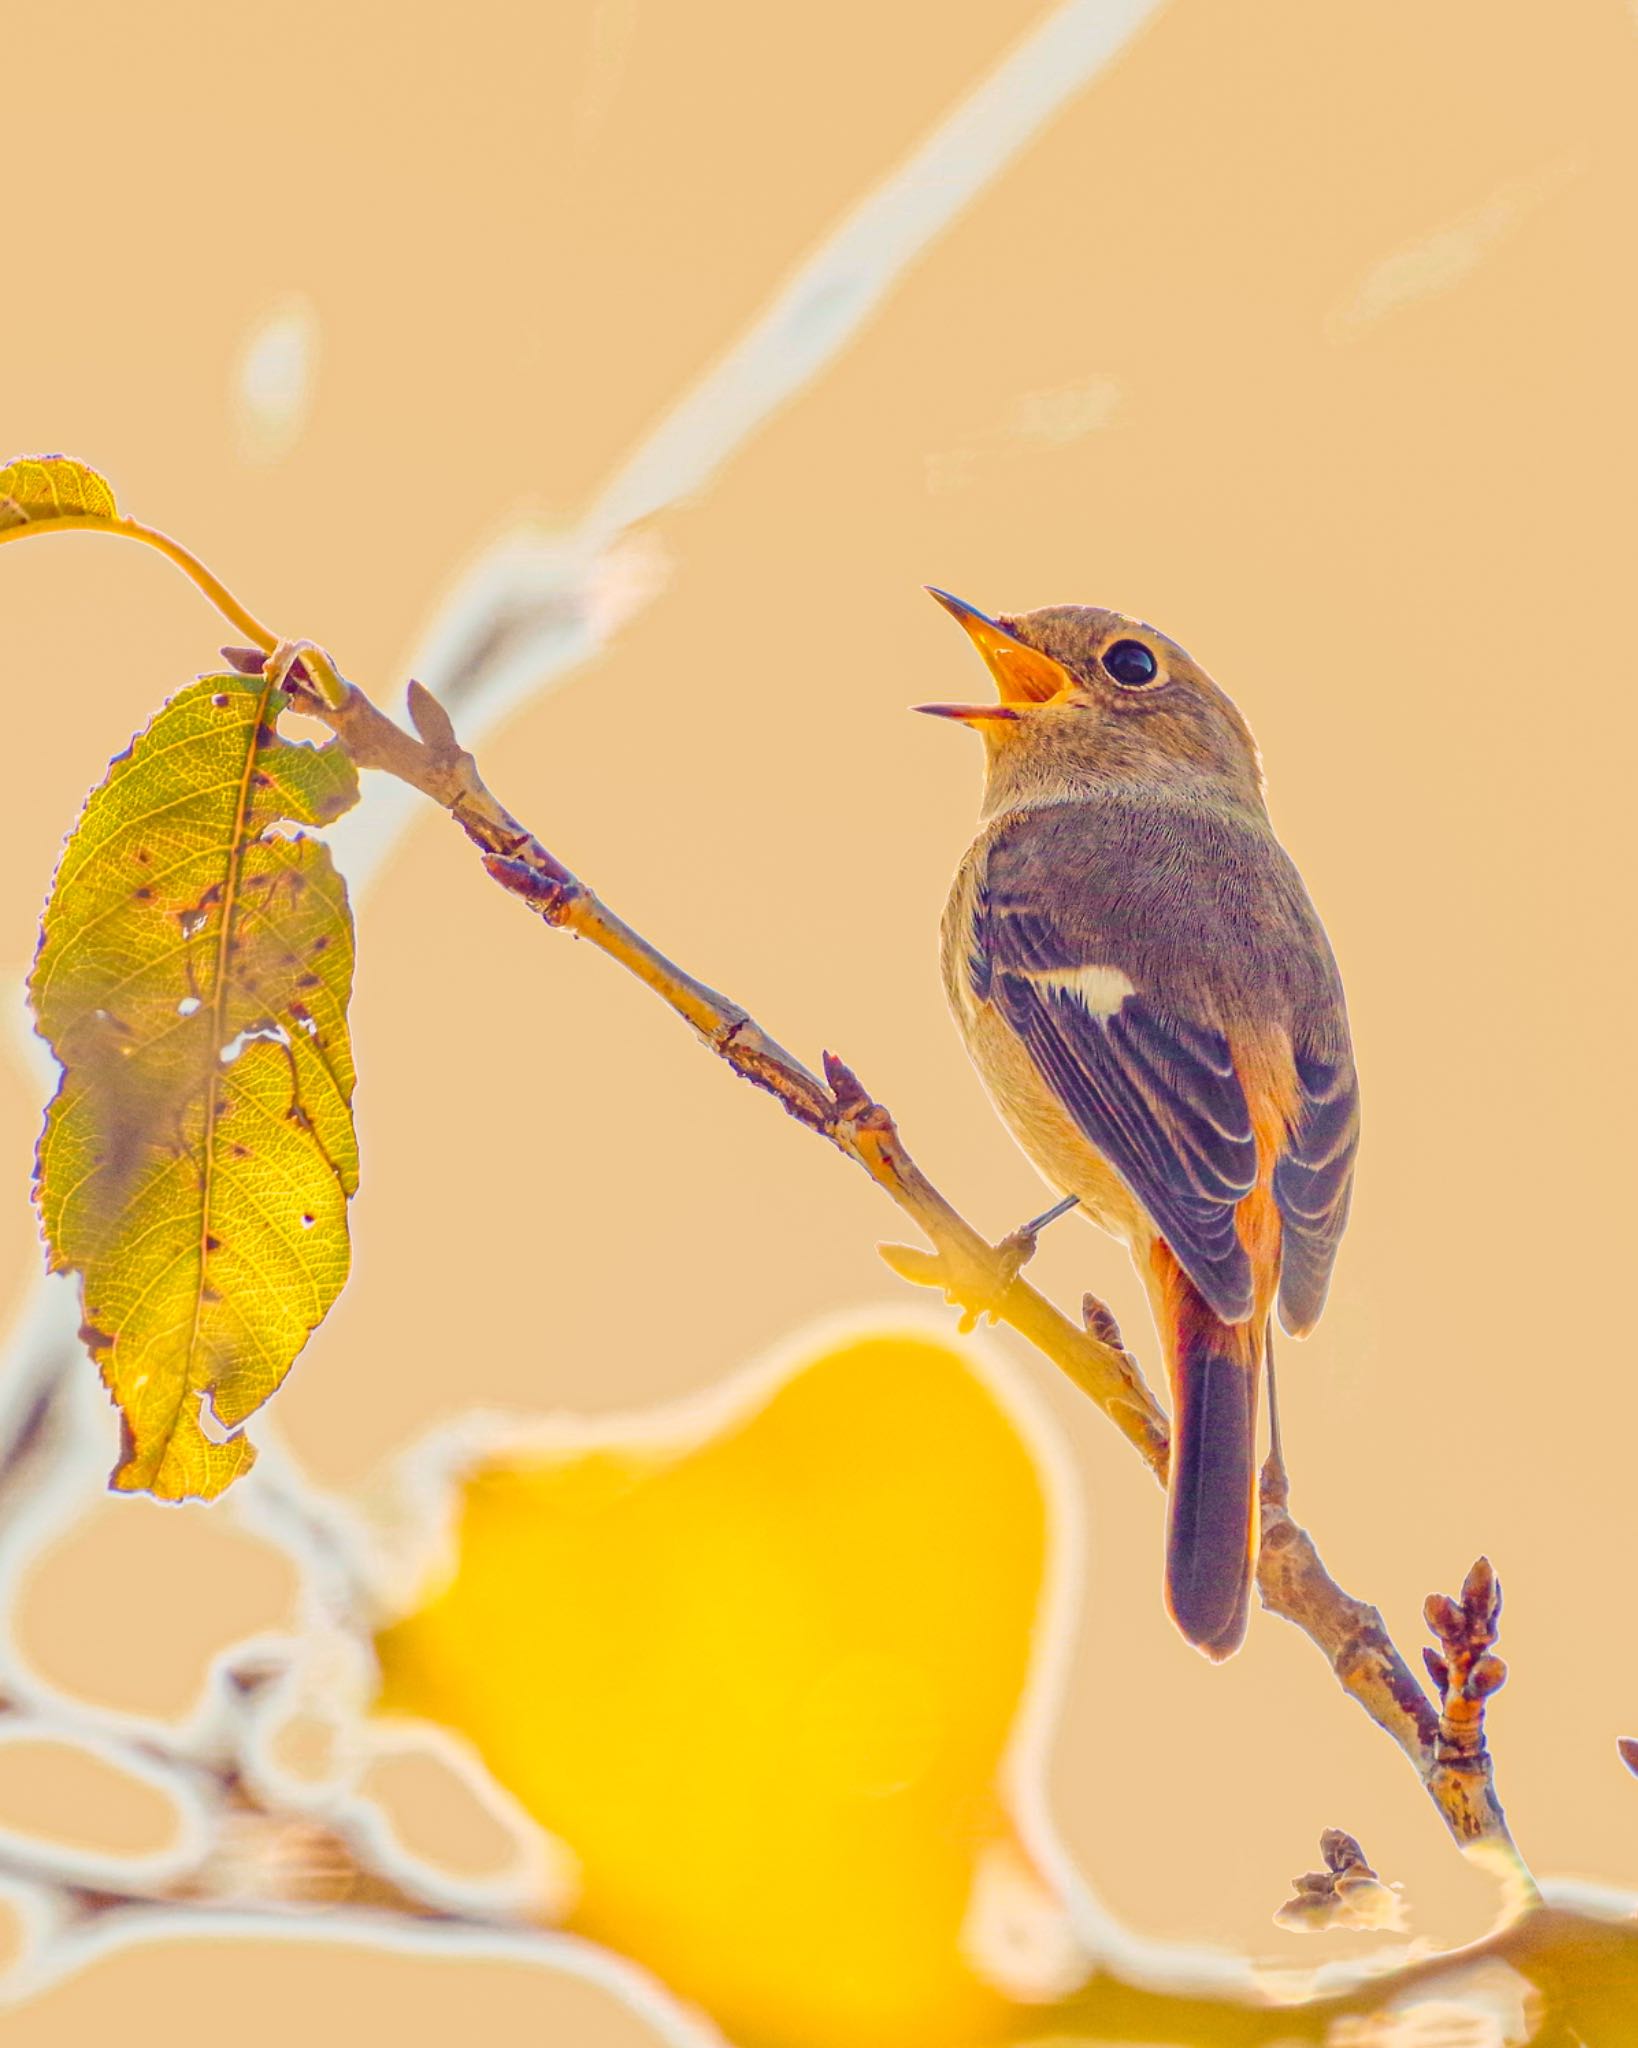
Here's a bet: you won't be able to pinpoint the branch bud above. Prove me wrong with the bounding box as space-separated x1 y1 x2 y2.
1462 1556 1501 1627
1424 1591 1463 1643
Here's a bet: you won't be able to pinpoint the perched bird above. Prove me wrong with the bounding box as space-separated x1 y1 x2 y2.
922 593 1358 1659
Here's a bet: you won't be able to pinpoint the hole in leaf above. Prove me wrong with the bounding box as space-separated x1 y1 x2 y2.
218 1020 290 1066
195 1389 238 1447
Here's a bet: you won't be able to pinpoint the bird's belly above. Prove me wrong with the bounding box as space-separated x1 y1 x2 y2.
957 996 1150 1253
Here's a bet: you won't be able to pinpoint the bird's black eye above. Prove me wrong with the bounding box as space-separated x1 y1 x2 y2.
1103 639 1158 688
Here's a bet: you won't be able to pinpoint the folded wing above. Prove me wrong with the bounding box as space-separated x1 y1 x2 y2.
972 807 1358 1331
977 885 1259 1322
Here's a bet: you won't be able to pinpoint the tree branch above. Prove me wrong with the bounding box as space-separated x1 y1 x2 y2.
234 646 1171 1475
243 646 1529 1880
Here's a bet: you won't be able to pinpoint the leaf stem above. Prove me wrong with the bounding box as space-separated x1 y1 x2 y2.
0 513 280 663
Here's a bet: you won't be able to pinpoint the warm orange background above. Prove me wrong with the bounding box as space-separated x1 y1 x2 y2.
3 0 1637 2038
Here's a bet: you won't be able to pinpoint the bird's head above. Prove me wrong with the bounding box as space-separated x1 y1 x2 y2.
920 591 1265 815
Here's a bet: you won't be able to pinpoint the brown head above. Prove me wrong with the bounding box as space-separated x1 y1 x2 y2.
920 592 1266 820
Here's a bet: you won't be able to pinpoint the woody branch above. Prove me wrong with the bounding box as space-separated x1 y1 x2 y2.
241 643 1525 1878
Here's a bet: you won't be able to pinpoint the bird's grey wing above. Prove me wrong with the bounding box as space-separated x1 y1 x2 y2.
1273 1037 1358 1334
973 819 1259 1322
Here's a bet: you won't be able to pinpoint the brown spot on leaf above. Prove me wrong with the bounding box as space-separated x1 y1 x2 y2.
78 1324 115 1354
204 1235 221 1253
296 973 321 989
134 886 153 902
212 693 231 709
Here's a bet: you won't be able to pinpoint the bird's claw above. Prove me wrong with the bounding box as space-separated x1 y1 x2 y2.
971 1193 1080 1323
880 1195 1079 1332
876 1237 1025 1332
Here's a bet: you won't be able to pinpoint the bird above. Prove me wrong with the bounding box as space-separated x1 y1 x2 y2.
921 591 1358 1659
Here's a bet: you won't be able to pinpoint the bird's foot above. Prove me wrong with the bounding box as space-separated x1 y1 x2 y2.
995 1193 1079 1276
963 1195 1081 1328
879 1195 1079 1333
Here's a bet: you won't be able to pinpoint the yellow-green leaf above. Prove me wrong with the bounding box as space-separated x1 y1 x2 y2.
0 453 118 534
31 672 361 1501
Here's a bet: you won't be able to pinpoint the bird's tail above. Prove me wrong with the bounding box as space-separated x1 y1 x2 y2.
1156 1258 1262 1661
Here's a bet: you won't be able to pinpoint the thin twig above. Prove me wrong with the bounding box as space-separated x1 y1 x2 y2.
248 647 1528 1875
227 648 1171 1474
1256 1499 1526 1882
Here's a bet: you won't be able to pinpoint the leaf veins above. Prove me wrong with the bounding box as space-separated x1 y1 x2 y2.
31 671 361 1500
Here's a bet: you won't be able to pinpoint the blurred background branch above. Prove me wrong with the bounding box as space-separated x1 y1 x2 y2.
0 1669 1625 2046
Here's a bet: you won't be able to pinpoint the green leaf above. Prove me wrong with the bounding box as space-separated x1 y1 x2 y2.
31 672 361 1501
0 454 119 534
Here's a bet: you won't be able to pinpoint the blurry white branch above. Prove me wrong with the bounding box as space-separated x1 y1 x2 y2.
0 1651 1628 2046
331 0 1171 885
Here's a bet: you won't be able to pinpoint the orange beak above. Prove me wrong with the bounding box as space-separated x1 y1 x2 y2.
916 588 1075 723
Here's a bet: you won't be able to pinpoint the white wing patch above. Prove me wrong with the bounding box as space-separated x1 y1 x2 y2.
1018 964 1135 1018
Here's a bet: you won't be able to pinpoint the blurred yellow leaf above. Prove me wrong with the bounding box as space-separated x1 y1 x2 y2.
31 672 360 1501
0 452 118 533
375 1331 1068 2048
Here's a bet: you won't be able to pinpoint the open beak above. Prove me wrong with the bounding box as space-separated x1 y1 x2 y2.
914 699 1021 724
916 588 1075 724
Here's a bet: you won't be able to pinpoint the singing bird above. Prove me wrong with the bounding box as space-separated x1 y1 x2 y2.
923 593 1358 1659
